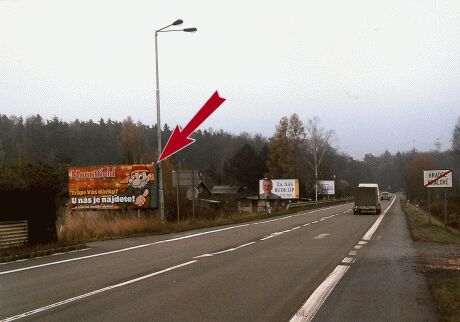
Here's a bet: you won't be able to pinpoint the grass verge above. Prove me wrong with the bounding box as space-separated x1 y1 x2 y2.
401 194 460 244
426 270 460 322
401 194 460 322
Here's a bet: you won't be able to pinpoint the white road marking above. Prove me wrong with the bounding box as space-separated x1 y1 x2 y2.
211 242 256 255
0 204 351 275
311 221 319 224
0 223 250 275
358 241 367 245
362 197 396 241
193 242 256 259
313 234 329 239
290 198 395 321
193 254 213 259
1 260 197 322
260 231 284 241
68 248 90 254
290 265 350 322
341 257 355 264
348 250 358 256
292 204 350 217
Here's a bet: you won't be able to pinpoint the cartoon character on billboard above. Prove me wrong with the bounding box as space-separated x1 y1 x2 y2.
120 164 154 207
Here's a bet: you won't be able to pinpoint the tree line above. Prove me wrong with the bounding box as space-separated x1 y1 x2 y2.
1 113 459 204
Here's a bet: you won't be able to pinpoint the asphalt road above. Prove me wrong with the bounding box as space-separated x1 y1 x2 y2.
0 196 434 321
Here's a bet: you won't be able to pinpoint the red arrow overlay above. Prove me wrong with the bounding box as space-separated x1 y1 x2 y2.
158 91 226 162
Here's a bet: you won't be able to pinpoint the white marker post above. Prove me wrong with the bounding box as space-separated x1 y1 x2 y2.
423 169 453 225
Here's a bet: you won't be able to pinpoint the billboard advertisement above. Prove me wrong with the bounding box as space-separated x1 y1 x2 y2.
259 179 299 199
318 180 335 195
68 164 156 210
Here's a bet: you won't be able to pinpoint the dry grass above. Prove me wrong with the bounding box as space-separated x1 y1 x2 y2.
58 210 271 244
57 199 353 244
58 212 162 244
401 195 460 244
427 270 460 322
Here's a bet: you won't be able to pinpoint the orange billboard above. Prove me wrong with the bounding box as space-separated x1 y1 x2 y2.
68 164 156 210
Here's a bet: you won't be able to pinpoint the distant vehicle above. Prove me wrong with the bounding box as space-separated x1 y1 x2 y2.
380 191 391 201
354 183 381 215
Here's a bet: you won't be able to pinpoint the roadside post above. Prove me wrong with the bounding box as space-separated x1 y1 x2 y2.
423 169 453 226
428 189 431 223
444 189 447 226
172 170 198 222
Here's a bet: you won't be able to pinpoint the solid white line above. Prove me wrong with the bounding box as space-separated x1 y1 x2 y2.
0 223 250 275
290 265 350 322
362 197 396 241
1 260 197 322
0 203 350 276
290 198 395 322
193 254 212 259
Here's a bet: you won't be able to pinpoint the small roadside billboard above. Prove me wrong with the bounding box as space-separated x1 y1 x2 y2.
259 179 299 199
318 180 335 195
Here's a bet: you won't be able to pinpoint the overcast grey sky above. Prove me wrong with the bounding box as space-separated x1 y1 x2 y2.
1 0 459 160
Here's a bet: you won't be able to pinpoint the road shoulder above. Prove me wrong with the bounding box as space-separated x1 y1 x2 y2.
312 197 437 321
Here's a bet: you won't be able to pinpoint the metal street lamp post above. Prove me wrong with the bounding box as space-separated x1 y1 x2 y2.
155 19 197 222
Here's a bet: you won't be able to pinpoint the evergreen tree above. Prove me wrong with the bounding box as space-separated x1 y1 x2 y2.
224 143 266 191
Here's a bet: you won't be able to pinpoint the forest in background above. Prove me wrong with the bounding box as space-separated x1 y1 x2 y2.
0 113 459 225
